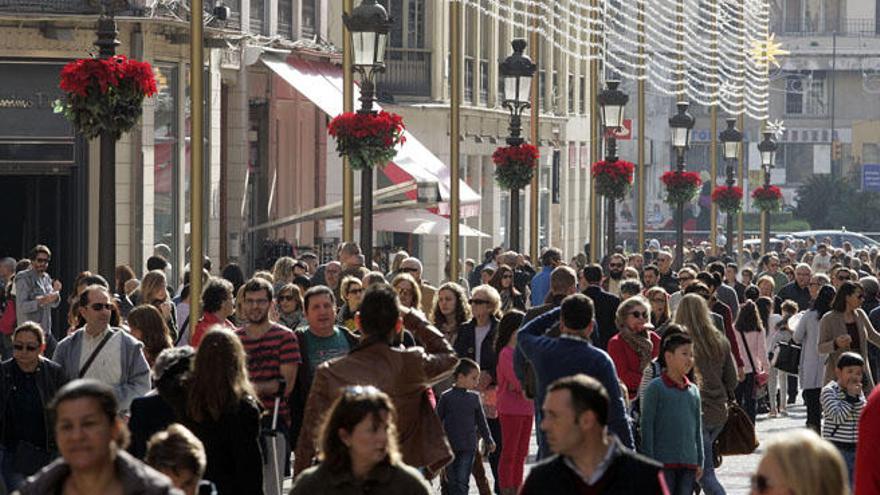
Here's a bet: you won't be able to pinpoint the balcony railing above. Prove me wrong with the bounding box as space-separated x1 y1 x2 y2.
377 47 431 98
779 17 877 36
0 0 101 14
0 0 242 29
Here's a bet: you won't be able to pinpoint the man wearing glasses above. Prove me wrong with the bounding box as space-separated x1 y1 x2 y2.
655 250 680 295
400 257 437 315
757 254 789 296
15 245 61 356
603 253 627 297
52 285 150 413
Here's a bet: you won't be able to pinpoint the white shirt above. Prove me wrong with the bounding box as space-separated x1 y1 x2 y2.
79 327 122 387
474 323 492 365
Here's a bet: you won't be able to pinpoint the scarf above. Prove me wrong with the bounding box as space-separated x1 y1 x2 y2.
619 326 654 372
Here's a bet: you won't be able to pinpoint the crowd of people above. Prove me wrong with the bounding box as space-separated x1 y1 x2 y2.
2 237 880 494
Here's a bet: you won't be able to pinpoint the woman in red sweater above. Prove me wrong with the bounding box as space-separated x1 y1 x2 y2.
608 296 661 402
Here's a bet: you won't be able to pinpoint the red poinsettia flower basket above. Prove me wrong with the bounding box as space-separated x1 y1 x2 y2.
591 160 635 200
328 111 406 171
493 143 539 190
661 170 702 205
711 185 744 213
751 185 783 212
54 55 158 140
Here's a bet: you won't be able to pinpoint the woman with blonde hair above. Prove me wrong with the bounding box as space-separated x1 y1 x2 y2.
756 275 776 299
184 327 262 494
675 293 738 495
139 270 177 342
337 276 364 331
645 286 671 335
271 256 297 294
751 429 848 495
391 273 422 311
608 296 660 402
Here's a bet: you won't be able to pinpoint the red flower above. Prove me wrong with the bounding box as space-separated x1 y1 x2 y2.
751 185 782 201
591 160 635 199
661 170 702 205
492 143 539 190
327 111 406 170
712 185 744 212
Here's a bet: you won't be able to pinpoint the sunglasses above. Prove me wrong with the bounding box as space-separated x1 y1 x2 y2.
609 263 624 268
401 267 419 273
277 295 296 301
502 274 513 279
750 474 771 493
89 303 114 311
151 298 167 306
13 344 39 352
470 299 492 305
629 311 649 319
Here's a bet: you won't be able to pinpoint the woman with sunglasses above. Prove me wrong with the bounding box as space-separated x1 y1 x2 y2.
276 283 305 331
645 287 671 336
488 265 526 313
750 429 847 495
337 276 364 332
391 273 422 311
820 280 880 392
0 322 67 490
608 296 661 404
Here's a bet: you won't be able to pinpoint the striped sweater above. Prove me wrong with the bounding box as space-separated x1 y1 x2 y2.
821 381 866 445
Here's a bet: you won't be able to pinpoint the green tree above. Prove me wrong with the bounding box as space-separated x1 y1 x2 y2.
794 174 853 229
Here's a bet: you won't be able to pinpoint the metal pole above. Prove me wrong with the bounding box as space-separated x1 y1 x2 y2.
676 152 685 270
830 30 837 178
589 0 599 262
605 135 618 251
762 165 770 254
342 0 355 242
450 0 461 278
726 159 735 256
189 0 205 323
737 113 745 259
360 166 373 261
637 1 646 253
710 106 718 254
529 7 539 260
95 10 119 282
510 190 520 252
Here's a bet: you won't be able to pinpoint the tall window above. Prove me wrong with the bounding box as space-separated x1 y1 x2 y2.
250 0 265 35
278 0 293 38
785 73 827 115
384 0 425 49
301 0 317 38
778 0 843 33
153 64 179 271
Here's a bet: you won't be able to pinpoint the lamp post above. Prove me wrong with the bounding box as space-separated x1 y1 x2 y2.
719 118 742 257
669 102 695 269
597 80 629 252
758 131 778 253
499 39 536 252
343 0 392 261
95 0 123 281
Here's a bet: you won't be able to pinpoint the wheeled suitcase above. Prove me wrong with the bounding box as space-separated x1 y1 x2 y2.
262 396 288 495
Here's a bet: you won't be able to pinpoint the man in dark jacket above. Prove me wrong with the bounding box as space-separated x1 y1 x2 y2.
656 250 680 294
520 374 667 495
774 263 812 313
581 264 620 351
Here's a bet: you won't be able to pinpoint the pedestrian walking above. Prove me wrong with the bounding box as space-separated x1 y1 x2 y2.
52 285 151 414
275 283 305 331
520 374 667 494
14 245 60 356
821 352 866 485
431 282 471 350
608 296 661 404
767 300 798 417
127 305 173 369
488 265 526 313
645 287 671 336
530 248 561 307
640 332 703 495
294 284 458 475
391 273 422 312
14 379 182 495
819 280 880 393
290 385 432 495
138 270 178 344
494 311 532 495
190 277 236 348
183 327 263 495
751 429 848 495
734 300 772 423
581 264 621 350
0 322 66 491
399 258 437 315
794 284 835 433
145 424 216 495
436 358 496 495
335 276 363 331
856 384 880 494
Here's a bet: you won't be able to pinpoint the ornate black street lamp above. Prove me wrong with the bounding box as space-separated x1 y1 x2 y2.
668 102 695 269
499 39 536 252
758 131 778 251
343 0 393 260
719 118 742 256
597 80 629 252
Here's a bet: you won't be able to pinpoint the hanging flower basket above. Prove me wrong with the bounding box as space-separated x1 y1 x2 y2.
661 170 702 205
493 143 539 190
54 55 158 140
751 185 783 212
328 110 406 171
591 160 635 200
711 185 744 213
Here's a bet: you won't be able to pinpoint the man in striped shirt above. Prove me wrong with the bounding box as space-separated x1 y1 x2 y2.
821 352 867 485
236 277 301 428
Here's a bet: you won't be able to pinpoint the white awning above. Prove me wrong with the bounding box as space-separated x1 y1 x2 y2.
326 209 489 237
261 55 481 217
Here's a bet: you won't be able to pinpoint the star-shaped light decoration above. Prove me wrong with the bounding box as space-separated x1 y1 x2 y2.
766 119 786 139
750 33 789 68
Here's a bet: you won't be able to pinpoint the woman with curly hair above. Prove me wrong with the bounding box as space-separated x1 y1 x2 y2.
391 273 422 311
431 282 472 347
488 264 526 313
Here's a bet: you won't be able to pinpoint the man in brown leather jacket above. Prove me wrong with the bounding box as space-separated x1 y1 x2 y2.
293 283 459 476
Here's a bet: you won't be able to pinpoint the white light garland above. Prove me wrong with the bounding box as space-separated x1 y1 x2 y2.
454 0 777 120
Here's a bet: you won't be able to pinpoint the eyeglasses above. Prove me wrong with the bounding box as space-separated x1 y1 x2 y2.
609 263 624 268
750 474 772 493
277 295 295 302
400 267 419 273
629 311 648 319
502 274 513 279
89 303 114 312
13 343 39 352
470 299 492 305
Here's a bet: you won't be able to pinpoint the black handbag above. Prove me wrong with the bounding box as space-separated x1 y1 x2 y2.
13 441 54 476
773 341 801 375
